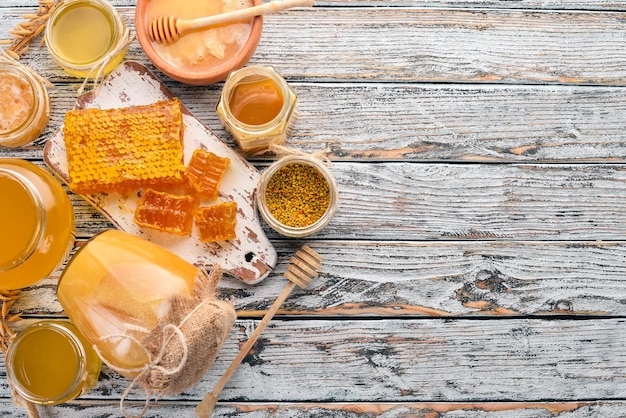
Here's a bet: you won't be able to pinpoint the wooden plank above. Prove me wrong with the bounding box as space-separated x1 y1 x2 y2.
3 318 626 403
5 0 626 12
12 240 626 317
50 162 626 241
3 8 626 85
6 82 626 163
0 400 622 417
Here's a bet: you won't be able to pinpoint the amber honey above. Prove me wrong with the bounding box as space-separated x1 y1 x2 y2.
58 230 200 375
6 321 101 405
229 78 284 125
0 159 75 289
217 66 298 155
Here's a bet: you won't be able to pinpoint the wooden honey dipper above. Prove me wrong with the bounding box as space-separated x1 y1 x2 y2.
148 0 314 45
195 245 323 417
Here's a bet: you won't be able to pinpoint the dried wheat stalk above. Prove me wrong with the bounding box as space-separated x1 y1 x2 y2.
0 289 21 354
1 0 62 60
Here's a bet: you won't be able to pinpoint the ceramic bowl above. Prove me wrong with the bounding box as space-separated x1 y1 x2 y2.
135 0 263 85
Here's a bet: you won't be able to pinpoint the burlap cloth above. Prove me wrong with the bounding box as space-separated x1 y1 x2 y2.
112 266 236 417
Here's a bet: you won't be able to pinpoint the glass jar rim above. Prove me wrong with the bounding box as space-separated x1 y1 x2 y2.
44 0 123 69
0 168 45 272
221 66 293 133
6 321 87 405
256 155 339 238
0 64 40 142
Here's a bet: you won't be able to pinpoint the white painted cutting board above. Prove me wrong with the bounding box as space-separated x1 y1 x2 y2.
44 61 276 285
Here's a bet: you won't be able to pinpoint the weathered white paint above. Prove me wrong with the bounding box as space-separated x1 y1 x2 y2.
1 0 626 416
44 62 276 284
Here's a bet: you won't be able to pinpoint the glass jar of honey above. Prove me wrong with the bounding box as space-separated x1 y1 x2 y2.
45 0 128 78
57 229 205 377
216 66 297 155
0 62 50 148
0 159 75 290
6 320 101 406
256 155 339 238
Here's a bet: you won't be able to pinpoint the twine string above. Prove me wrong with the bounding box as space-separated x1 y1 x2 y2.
261 143 333 166
77 25 135 95
0 51 53 89
97 295 219 418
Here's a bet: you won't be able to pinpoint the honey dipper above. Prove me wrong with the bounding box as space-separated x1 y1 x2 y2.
195 245 323 417
148 0 315 45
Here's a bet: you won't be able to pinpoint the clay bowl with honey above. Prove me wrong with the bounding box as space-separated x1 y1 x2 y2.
135 0 263 85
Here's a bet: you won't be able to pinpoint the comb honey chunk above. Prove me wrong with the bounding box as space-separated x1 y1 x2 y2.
63 99 185 194
194 202 237 242
185 149 230 200
134 189 198 236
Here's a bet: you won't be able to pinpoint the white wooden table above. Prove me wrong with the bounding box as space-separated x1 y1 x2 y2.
2 0 626 416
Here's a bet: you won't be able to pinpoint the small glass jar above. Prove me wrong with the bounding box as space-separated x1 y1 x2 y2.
6 320 102 406
0 159 75 289
0 63 50 148
45 0 128 78
256 155 339 238
57 229 205 377
217 66 297 155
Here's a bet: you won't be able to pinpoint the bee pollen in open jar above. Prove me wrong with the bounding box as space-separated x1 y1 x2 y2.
257 156 338 238
0 63 50 148
6 321 101 406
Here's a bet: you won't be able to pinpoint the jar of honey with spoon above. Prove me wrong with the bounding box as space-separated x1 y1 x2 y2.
217 66 297 155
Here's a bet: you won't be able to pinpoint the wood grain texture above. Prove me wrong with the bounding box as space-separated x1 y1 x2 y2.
0 400 623 417
6 80 626 164
3 7 626 85
61 162 626 241
3 318 626 404
11 240 626 317
2 0 626 416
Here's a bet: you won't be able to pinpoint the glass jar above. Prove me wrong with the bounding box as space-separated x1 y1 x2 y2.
216 66 297 155
0 63 50 148
256 155 339 238
45 0 128 78
0 159 75 290
57 229 205 377
6 320 102 406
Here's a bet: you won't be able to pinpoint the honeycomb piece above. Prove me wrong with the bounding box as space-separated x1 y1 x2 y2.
194 202 237 242
63 99 185 194
185 149 230 200
134 189 198 236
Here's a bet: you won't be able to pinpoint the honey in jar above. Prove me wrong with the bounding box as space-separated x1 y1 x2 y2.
57 230 203 375
0 159 75 289
217 66 298 155
0 63 50 148
229 77 284 125
6 320 101 405
45 0 128 78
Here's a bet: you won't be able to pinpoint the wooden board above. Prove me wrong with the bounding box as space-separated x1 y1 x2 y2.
44 61 276 285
